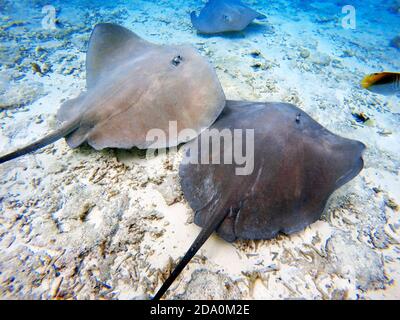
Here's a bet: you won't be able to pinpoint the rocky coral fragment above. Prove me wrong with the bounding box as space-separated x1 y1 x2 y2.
327 233 385 291
310 52 331 66
0 81 44 110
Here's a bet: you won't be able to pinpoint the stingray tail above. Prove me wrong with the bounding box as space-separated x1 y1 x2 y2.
0 120 79 164
152 208 228 300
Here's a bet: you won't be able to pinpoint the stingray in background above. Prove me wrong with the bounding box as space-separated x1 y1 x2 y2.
153 100 366 299
0 23 225 164
191 0 266 34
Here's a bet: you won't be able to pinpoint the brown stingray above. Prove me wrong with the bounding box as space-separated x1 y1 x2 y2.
0 23 225 164
153 100 366 299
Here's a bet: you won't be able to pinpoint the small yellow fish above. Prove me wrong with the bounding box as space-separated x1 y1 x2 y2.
31 62 43 75
361 72 400 96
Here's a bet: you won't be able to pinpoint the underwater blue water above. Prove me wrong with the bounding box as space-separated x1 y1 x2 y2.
0 2 397 50
1 1 399 73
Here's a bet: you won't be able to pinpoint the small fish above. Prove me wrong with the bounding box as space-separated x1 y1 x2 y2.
31 62 43 75
361 72 400 96
352 111 370 124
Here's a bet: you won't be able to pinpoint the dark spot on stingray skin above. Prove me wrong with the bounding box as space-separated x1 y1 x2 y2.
172 55 183 66
222 14 231 22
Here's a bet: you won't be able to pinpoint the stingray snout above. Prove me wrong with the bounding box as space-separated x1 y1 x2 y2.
334 140 366 189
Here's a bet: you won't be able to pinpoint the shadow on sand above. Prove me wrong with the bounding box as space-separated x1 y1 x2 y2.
194 21 274 39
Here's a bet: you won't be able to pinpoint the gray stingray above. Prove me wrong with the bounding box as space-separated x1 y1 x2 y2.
191 0 266 34
0 23 225 164
153 100 365 299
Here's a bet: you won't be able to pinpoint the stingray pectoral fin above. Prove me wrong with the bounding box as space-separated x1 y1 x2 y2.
86 23 152 89
152 208 228 300
0 120 79 164
57 94 87 123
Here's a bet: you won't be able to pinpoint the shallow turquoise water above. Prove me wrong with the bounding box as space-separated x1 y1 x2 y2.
6 0 394 120
1 1 399 79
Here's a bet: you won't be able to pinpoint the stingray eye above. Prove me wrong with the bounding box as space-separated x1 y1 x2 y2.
171 55 183 67
222 14 231 22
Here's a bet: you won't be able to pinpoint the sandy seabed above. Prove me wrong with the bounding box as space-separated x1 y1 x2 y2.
0 0 400 299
